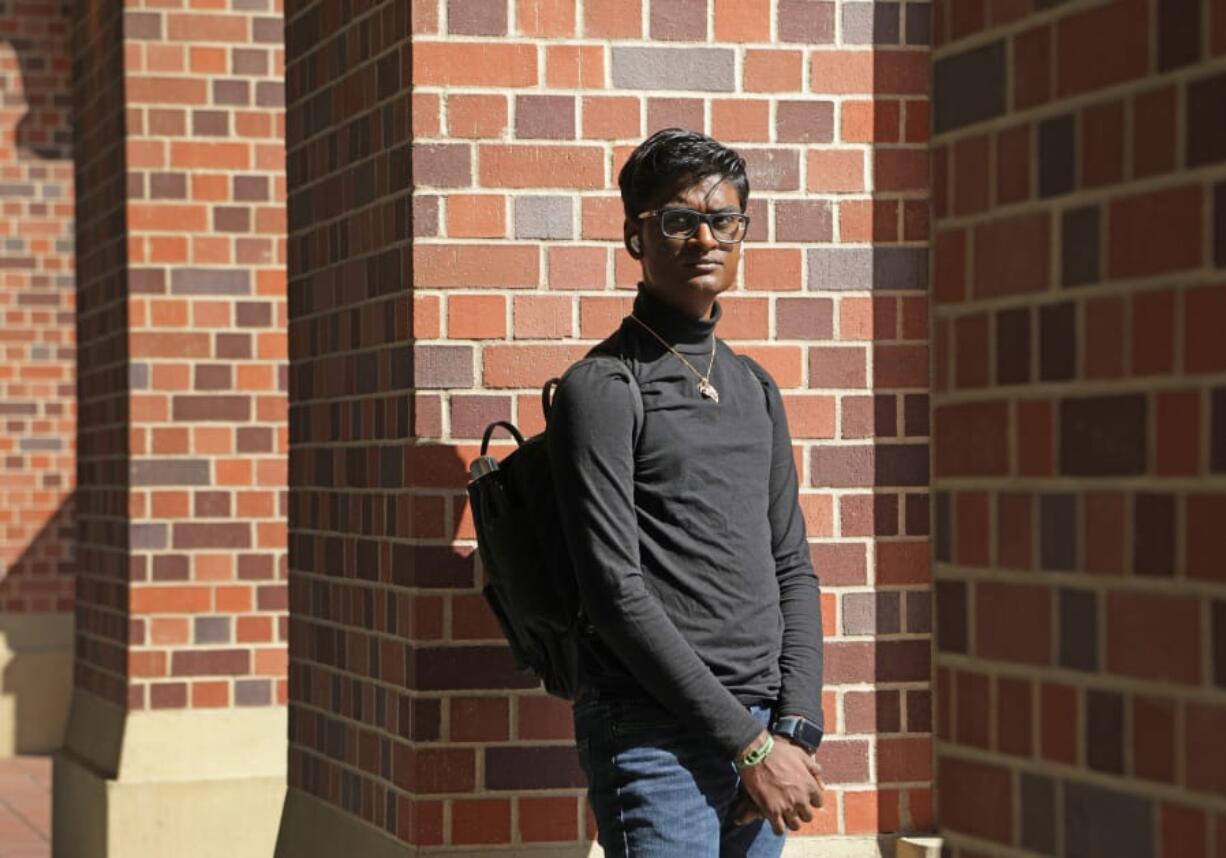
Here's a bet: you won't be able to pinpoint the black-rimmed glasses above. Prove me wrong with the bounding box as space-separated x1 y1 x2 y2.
637 207 751 244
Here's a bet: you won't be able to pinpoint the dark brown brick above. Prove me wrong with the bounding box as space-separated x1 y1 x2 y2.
996 307 1031 384
877 639 930 682
216 333 251 359
173 395 251 422
776 101 834 143
1040 492 1075 572
1039 301 1075 380
1021 774 1056 854
934 491 951 561
1038 113 1075 197
905 493 929 537
1134 87 1177 177
977 582 1051 665
236 301 272 327
776 200 833 242
171 268 248 295
515 95 575 140
150 173 187 200
153 556 189 581
1060 589 1097 671
1188 71 1226 167
194 364 231 390
414 646 538 691
1134 695 1176 782
232 49 268 75
1134 492 1176 577
235 680 272 706
1214 388 1226 472
903 394 928 436
1214 601 1226 689
996 677 1031 756
192 110 229 136
414 144 471 188
933 40 1006 134
739 148 800 192
650 0 707 40
171 649 250 677
1061 205 1100 287
448 0 507 34
811 445 874 487
414 345 474 389
936 580 966 652
1060 395 1147 476
874 444 928 486
485 746 585 789
236 427 273 453
1215 183 1226 269
1064 782 1153 857
955 671 989 748
776 297 833 339
172 523 251 549
194 491 230 517
778 0 835 43
647 98 704 134
213 80 249 106
934 401 1009 477
234 176 269 201
939 757 1013 845
1185 703 1226 795
1158 0 1202 70
130 459 209 486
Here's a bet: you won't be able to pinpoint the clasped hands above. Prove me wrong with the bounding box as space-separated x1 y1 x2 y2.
732 730 826 835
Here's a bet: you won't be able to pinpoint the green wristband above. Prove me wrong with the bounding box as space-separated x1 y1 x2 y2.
735 733 774 770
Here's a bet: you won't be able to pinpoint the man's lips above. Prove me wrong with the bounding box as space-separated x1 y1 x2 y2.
684 258 723 270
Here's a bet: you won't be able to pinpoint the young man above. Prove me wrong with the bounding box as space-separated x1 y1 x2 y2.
547 129 826 857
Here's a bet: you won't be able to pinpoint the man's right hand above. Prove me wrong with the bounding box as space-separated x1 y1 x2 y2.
733 731 825 834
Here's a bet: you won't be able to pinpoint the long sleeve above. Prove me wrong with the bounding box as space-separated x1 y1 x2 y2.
547 358 764 759
743 357 825 735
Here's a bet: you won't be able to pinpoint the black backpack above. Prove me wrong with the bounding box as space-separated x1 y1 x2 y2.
466 354 642 699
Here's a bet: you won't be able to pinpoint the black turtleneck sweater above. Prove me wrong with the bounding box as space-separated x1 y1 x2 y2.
547 286 824 758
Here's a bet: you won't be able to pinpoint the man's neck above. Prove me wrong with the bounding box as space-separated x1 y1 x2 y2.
641 282 715 321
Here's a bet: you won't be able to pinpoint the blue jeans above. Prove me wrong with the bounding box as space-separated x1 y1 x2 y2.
573 696 786 858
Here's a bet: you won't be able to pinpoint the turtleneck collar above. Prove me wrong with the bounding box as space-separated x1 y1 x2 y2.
630 284 721 349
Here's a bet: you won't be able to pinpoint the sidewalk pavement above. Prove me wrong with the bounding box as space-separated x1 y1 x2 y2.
0 756 50 858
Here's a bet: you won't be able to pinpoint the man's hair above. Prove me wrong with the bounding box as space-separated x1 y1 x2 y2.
617 128 749 220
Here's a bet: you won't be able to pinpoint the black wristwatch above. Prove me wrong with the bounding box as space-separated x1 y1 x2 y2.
772 715 823 753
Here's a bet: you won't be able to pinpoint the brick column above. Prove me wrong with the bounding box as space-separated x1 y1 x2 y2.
53 2 289 856
931 1 1226 855
281 1 932 855
0 2 76 756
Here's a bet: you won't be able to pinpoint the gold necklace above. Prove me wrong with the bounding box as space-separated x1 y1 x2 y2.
628 314 720 403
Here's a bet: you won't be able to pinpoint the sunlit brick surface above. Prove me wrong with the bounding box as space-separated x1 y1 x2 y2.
286 0 933 849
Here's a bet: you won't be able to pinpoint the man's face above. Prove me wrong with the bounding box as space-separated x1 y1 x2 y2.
627 174 744 316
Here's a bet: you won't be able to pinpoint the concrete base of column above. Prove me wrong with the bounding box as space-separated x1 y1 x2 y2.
52 690 286 858
275 789 408 858
277 788 919 858
0 612 72 757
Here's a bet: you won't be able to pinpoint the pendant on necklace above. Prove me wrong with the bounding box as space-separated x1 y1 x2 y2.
698 380 720 403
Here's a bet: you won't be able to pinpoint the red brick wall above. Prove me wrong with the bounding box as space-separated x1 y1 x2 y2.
930 0 1226 854
409 0 934 844
283 0 930 850
71 0 289 712
122 2 289 712
72 0 132 707
0 3 76 614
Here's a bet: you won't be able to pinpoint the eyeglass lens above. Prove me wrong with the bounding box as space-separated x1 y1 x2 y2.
659 209 748 242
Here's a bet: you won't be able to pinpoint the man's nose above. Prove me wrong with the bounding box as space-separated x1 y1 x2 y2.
691 221 719 249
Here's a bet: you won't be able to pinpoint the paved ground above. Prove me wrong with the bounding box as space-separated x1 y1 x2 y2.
0 756 50 858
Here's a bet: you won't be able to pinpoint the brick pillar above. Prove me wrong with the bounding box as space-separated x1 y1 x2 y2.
931 1 1226 855
0 2 76 756
53 2 289 856
281 1 932 855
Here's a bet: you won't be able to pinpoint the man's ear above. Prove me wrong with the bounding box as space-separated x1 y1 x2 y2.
624 220 642 259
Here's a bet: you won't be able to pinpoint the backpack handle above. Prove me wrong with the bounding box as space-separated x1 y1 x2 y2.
541 377 560 419
481 421 525 455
